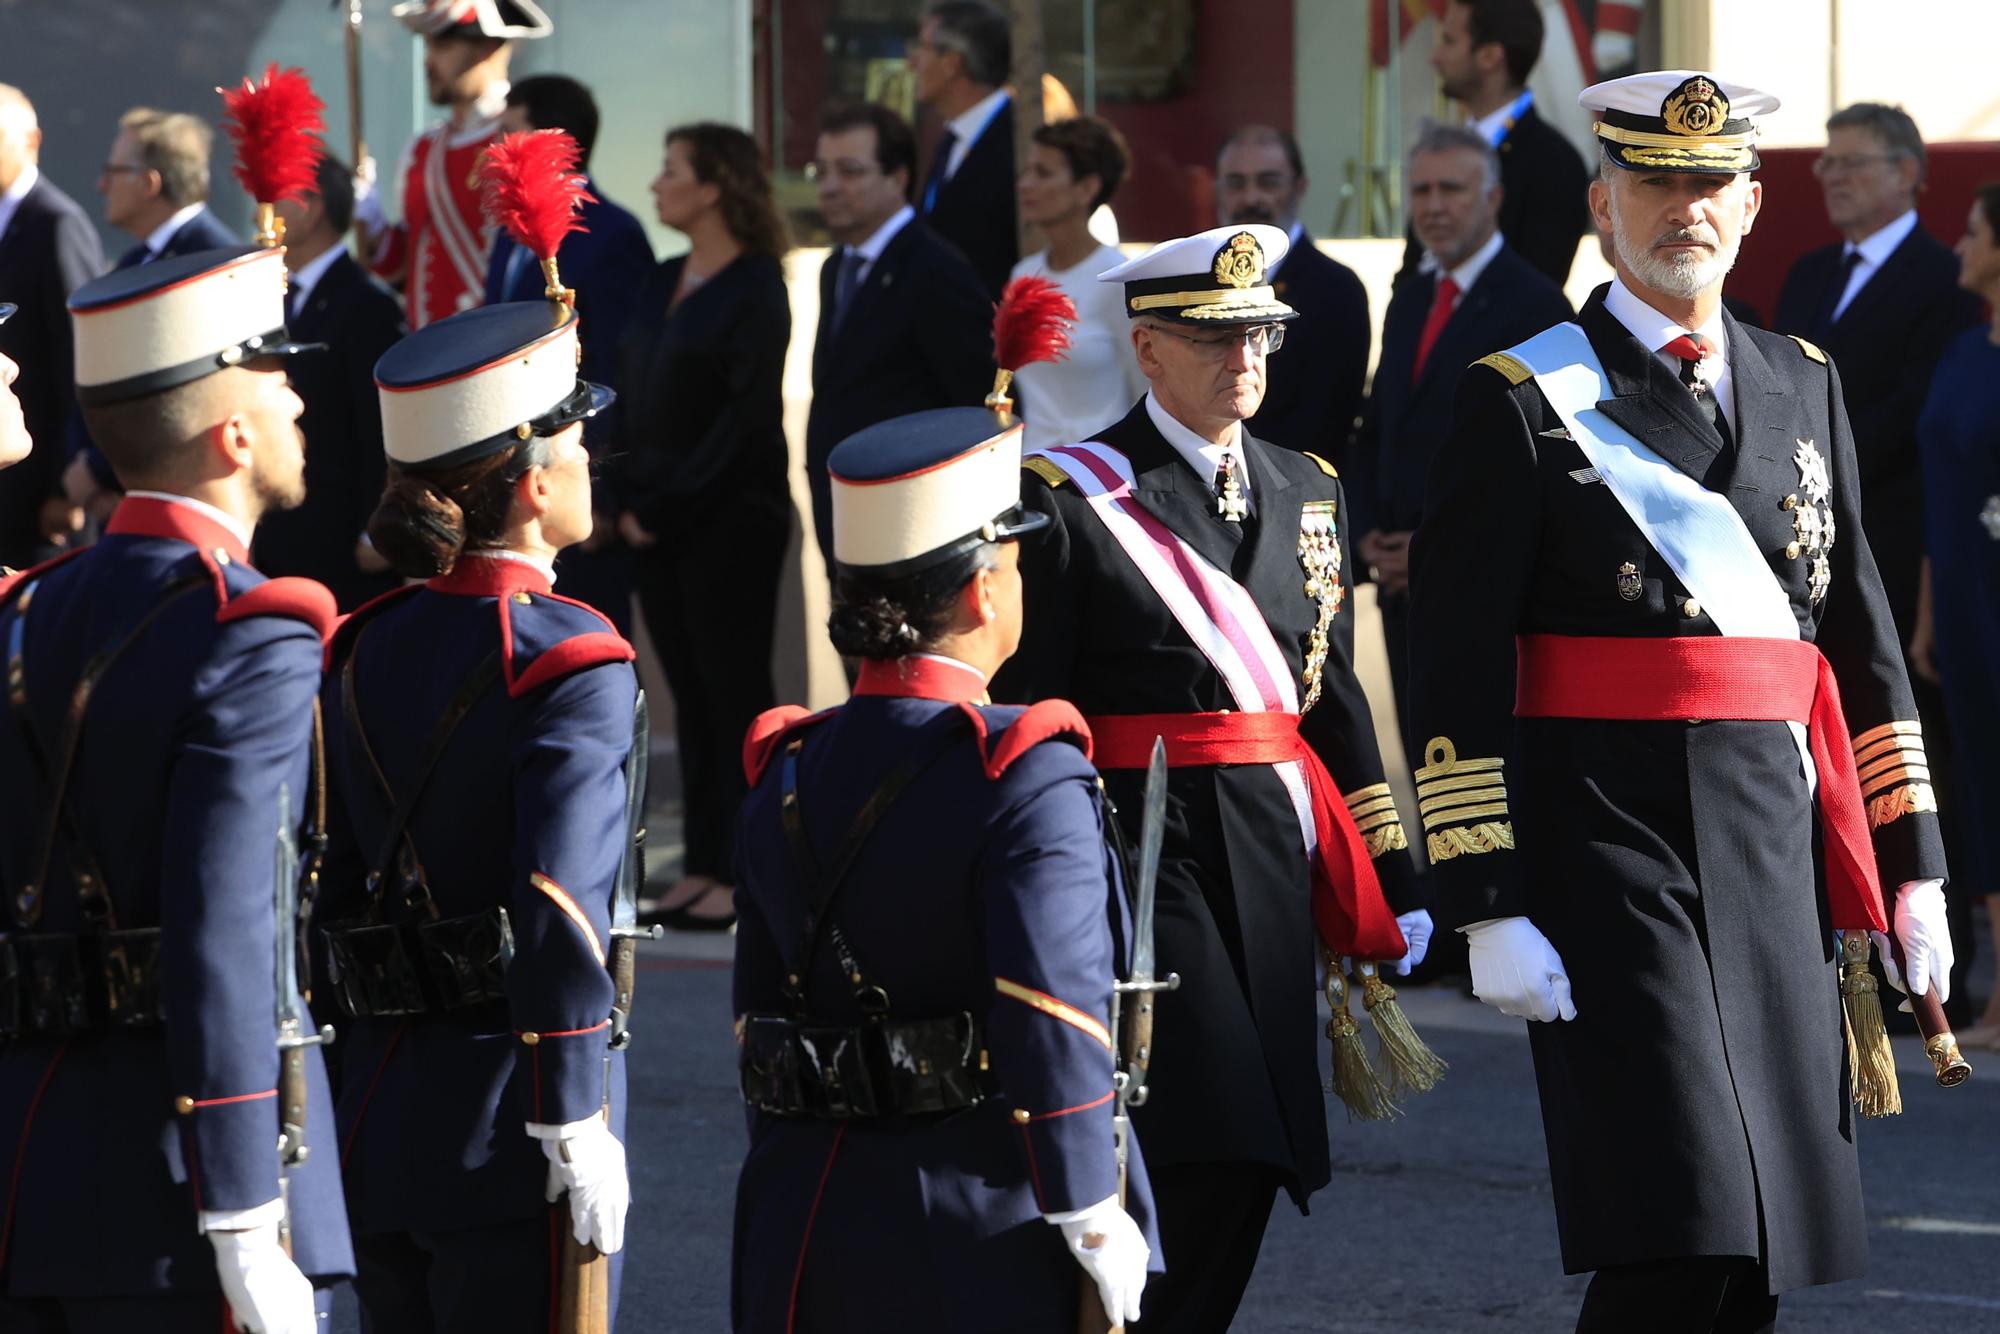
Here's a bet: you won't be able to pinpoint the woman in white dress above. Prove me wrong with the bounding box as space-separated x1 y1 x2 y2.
1009 116 1145 450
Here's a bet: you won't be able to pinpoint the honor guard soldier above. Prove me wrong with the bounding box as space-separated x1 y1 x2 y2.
990 224 1433 1334
317 296 637 1330
1405 71 1959 1332
732 407 1159 1331
0 247 351 1332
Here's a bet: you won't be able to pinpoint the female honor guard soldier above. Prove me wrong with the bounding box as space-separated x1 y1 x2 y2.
732 406 1159 1332
0 247 350 1332
317 298 636 1330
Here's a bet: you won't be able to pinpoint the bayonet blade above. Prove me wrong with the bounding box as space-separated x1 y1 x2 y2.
611 691 648 934
1129 737 1168 982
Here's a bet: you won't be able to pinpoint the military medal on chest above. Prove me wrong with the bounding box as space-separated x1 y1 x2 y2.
1785 438 1836 604
1297 500 1343 712
1215 452 1248 522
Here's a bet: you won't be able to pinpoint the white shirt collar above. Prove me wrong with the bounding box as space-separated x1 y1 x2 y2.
910 651 987 685
462 548 558 585
124 490 255 550
1602 276 1734 421
287 244 346 315
942 88 1010 178
1847 208 1919 266
1145 390 1247 504
848 204 915 265
1420 227 1504 292
142 201 209 258
0 162 37 243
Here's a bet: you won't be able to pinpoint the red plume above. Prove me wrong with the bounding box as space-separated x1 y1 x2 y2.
219 64 325 207
991 275 1076 373
480 129 596 263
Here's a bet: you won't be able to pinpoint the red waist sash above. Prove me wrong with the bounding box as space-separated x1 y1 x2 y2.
1514 634 1887 932
1087 712 1408 961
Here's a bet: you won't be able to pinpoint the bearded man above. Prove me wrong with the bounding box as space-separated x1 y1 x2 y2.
1405 70 1955 1333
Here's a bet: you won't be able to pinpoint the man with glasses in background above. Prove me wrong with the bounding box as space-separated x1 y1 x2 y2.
803 100 990 574
995 224 1431 1333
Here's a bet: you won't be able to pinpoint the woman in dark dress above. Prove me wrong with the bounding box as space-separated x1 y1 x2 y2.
1913 182 2000 1046
616 122 794 930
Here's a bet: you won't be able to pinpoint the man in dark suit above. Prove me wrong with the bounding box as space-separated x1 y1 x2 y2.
0 84 105 569
63 107 239 533
806 101 992 570
1399 0 1591 287
1217 125 1370 460
251 150 406 609
1355 124 1571 735
484 73 655 633
910 0 1017 300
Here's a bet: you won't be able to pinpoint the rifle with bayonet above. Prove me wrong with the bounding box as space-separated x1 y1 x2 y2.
273 782 334 1256
556 691 661 1332
1081 738 1177 1334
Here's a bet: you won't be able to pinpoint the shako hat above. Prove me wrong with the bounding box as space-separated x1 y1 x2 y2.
829 408 1048 577
68 246 320 407
1098 223 1299 326
374 301 612 471
1582 70 1780 174
391 0 552 39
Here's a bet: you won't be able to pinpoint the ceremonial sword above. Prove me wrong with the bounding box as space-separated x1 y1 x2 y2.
558 692 661 1333
273 782 334 1257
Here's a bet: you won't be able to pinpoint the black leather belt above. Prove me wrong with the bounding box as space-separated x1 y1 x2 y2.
320 907 514 1018
739 1011 989 1119
0 928 165 1038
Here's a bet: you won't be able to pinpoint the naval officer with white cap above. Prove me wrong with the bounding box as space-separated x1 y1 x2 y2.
993 225 1431 1332
1404 70 1956 1331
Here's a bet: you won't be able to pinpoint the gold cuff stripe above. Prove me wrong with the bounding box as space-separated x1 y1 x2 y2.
1418 786 1507 817
1853 720 1925 751
1415 770 1508 799
1861 766 1932 797
1854 734 1927 766
994 977 1112 1053
1426 822 1515 863
1413 754 1504 782
1346 794 1399 820
1129 284 1277 313
1423 801 1512 830
1343 782 1394 808
1857 752 1928 785
1363 824 1410 858
1352 808 1404 834
1868 782 1938 830
1594 122 1760 152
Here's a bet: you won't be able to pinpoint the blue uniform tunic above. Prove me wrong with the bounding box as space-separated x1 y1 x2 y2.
317 554 637 1327
1918 325 2000 891
730 657 1162 1334
0 496 353 1311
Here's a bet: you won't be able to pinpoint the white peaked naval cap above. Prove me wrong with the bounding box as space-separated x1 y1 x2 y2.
1098 223 1299 325
1581 70 1780 174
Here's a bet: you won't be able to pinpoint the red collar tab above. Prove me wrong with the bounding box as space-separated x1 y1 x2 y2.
852 656 989 704
426 555 554 599
104 496 250 566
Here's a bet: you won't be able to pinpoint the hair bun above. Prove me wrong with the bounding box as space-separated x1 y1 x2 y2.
367 472 467 579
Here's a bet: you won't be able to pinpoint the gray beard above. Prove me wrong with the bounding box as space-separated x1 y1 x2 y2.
1613 218 1739 300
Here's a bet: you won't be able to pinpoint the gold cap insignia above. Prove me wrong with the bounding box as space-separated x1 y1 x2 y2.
1663 76 1730 137
1213 231 1265 289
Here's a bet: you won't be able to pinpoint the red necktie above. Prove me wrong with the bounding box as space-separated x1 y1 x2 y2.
1411 275 1460 384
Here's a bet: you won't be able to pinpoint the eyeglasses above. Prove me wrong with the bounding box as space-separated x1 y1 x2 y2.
1147 323 1286 356
99 163 148 179
1811 152 1903 178
805 159 881 184
1219 173 1297 194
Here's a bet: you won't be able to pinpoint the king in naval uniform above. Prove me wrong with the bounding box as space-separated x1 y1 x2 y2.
1404 70 1957 1332
993 224 1432 1333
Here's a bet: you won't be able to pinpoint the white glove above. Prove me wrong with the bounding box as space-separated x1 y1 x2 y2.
1874 879 1954 1012
531 1115 630 1254
208 1222 316 1334
1393 909 1434 976
1464 916 1576 1022
351 154 387 234
1046 1195 1149 1327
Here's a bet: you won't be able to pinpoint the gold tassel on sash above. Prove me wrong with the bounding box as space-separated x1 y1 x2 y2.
1840 930 1902 1118
1357 962 1447 1098
1324 961 1396 1121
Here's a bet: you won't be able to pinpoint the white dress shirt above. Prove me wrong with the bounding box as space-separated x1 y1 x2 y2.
1145 391 1252 515
462 548 558 585
286 244 347 319
1009 243 1147 450
842 204 915 288
1830 208 1918 323
140 201 209 262
0 162 39 245
1602 276 1735 432
125 489 255 551
941 89 1010 181
1419 228 1505 301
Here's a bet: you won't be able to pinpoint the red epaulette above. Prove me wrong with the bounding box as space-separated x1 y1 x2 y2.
216 575 338 641
0 549 86 608
742 705 835 786
956 699 1094 781
501 591 636 699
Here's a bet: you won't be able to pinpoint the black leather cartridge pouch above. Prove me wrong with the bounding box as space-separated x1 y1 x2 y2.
321 920 430 1018
95 927 165 1029
417 908 514 1010
883 1012 986 1114
14 934 89 1037
739 1014 814 1116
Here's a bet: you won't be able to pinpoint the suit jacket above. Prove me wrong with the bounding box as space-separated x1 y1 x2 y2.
993 401 1420 1205
0 173 104 568
1397 103 1592 287
251 251 406 609
921 97 1019 301
1773 224 1981 637
1406 290 1942 1289
1246 234 1370 460
805 218 992 562
1353 243 1573 541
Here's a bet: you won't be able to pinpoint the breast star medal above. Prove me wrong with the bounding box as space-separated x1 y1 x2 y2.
1298 501 1343 713
1791 438 1835 603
